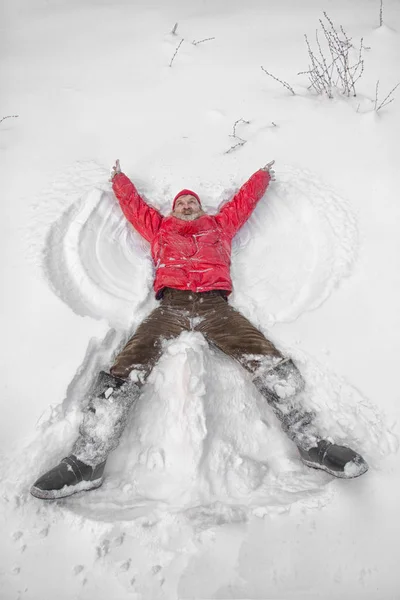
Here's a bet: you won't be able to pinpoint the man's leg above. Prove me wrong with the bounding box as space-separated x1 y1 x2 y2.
194 295 318 447
31 300 190 499
110 299 191 380
75 299 191 464
195 294 368 478
30 372 139 500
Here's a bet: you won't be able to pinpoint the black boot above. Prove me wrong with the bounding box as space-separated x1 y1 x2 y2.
299 440 368 479
30 371 140 500
30 455 106 500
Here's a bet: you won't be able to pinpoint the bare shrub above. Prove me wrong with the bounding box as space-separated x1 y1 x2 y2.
298 12 365 98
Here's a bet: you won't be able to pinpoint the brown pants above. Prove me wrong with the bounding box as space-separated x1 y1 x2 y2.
75 289 318 465
111 288 284 381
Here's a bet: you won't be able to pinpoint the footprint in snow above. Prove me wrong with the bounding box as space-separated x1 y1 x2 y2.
114 533 125 546
73 565 85 576
152 565 162 575
96 539 110 559
120 559 131 572
38 526 50 538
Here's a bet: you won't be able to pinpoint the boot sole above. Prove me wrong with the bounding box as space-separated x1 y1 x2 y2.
301 458 369 479
30 477 104 500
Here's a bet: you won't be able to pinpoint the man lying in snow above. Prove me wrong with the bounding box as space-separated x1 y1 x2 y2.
31 160 368 500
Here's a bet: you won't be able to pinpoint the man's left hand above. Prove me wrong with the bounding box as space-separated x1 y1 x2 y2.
262 160 276 181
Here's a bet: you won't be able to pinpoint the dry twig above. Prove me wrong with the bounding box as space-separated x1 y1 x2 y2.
192 37 215 46
169 39 184 67
374 80 380 110
225 118 250 154
380 0 383 27
0 115 19 125
299 13 364 98
171 23 178 35
260 66 295 95
375 80 400 111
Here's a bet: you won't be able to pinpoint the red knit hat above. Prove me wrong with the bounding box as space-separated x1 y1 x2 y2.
172 189 201 210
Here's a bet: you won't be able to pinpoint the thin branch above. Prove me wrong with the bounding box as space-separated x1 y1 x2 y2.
319 20 341 91
169 39 184 67
324 16 349 92
225 118 250 154
350 38 365 84
379 98 395 109
315 29 330 78
322 16 349 94
171 23 178 35
260 66 295 95
232 118 249 137
225 141 246 154
374 80 380 111
380 0 383 27
376 82 400 111
192 37 215 46
302 34 333 96
0 115 19 125
339 25 353 50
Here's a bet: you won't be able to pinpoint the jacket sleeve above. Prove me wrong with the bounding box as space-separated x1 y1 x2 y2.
112 172 163 243
214 169 271 237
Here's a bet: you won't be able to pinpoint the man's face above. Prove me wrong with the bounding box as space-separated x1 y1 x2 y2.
172 195 204 221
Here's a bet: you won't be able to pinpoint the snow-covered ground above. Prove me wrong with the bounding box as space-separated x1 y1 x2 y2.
1 0 400 598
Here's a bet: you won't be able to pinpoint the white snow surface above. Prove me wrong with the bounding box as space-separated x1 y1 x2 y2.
1 0 400 598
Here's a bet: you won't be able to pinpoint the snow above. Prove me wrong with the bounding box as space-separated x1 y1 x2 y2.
1 0 400 598
344 459 367 479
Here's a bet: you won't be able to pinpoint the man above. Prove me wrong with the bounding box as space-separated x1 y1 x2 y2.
30 160 368 500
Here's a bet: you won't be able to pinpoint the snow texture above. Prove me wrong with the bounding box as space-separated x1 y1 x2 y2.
1 0 400 598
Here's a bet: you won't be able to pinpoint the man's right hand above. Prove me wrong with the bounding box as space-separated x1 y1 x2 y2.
110 159 122 181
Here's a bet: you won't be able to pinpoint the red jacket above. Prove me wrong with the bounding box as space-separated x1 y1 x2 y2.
112 170 271 297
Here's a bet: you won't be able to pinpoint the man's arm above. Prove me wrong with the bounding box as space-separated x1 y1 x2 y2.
111 160 163 243
214 162 275 237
